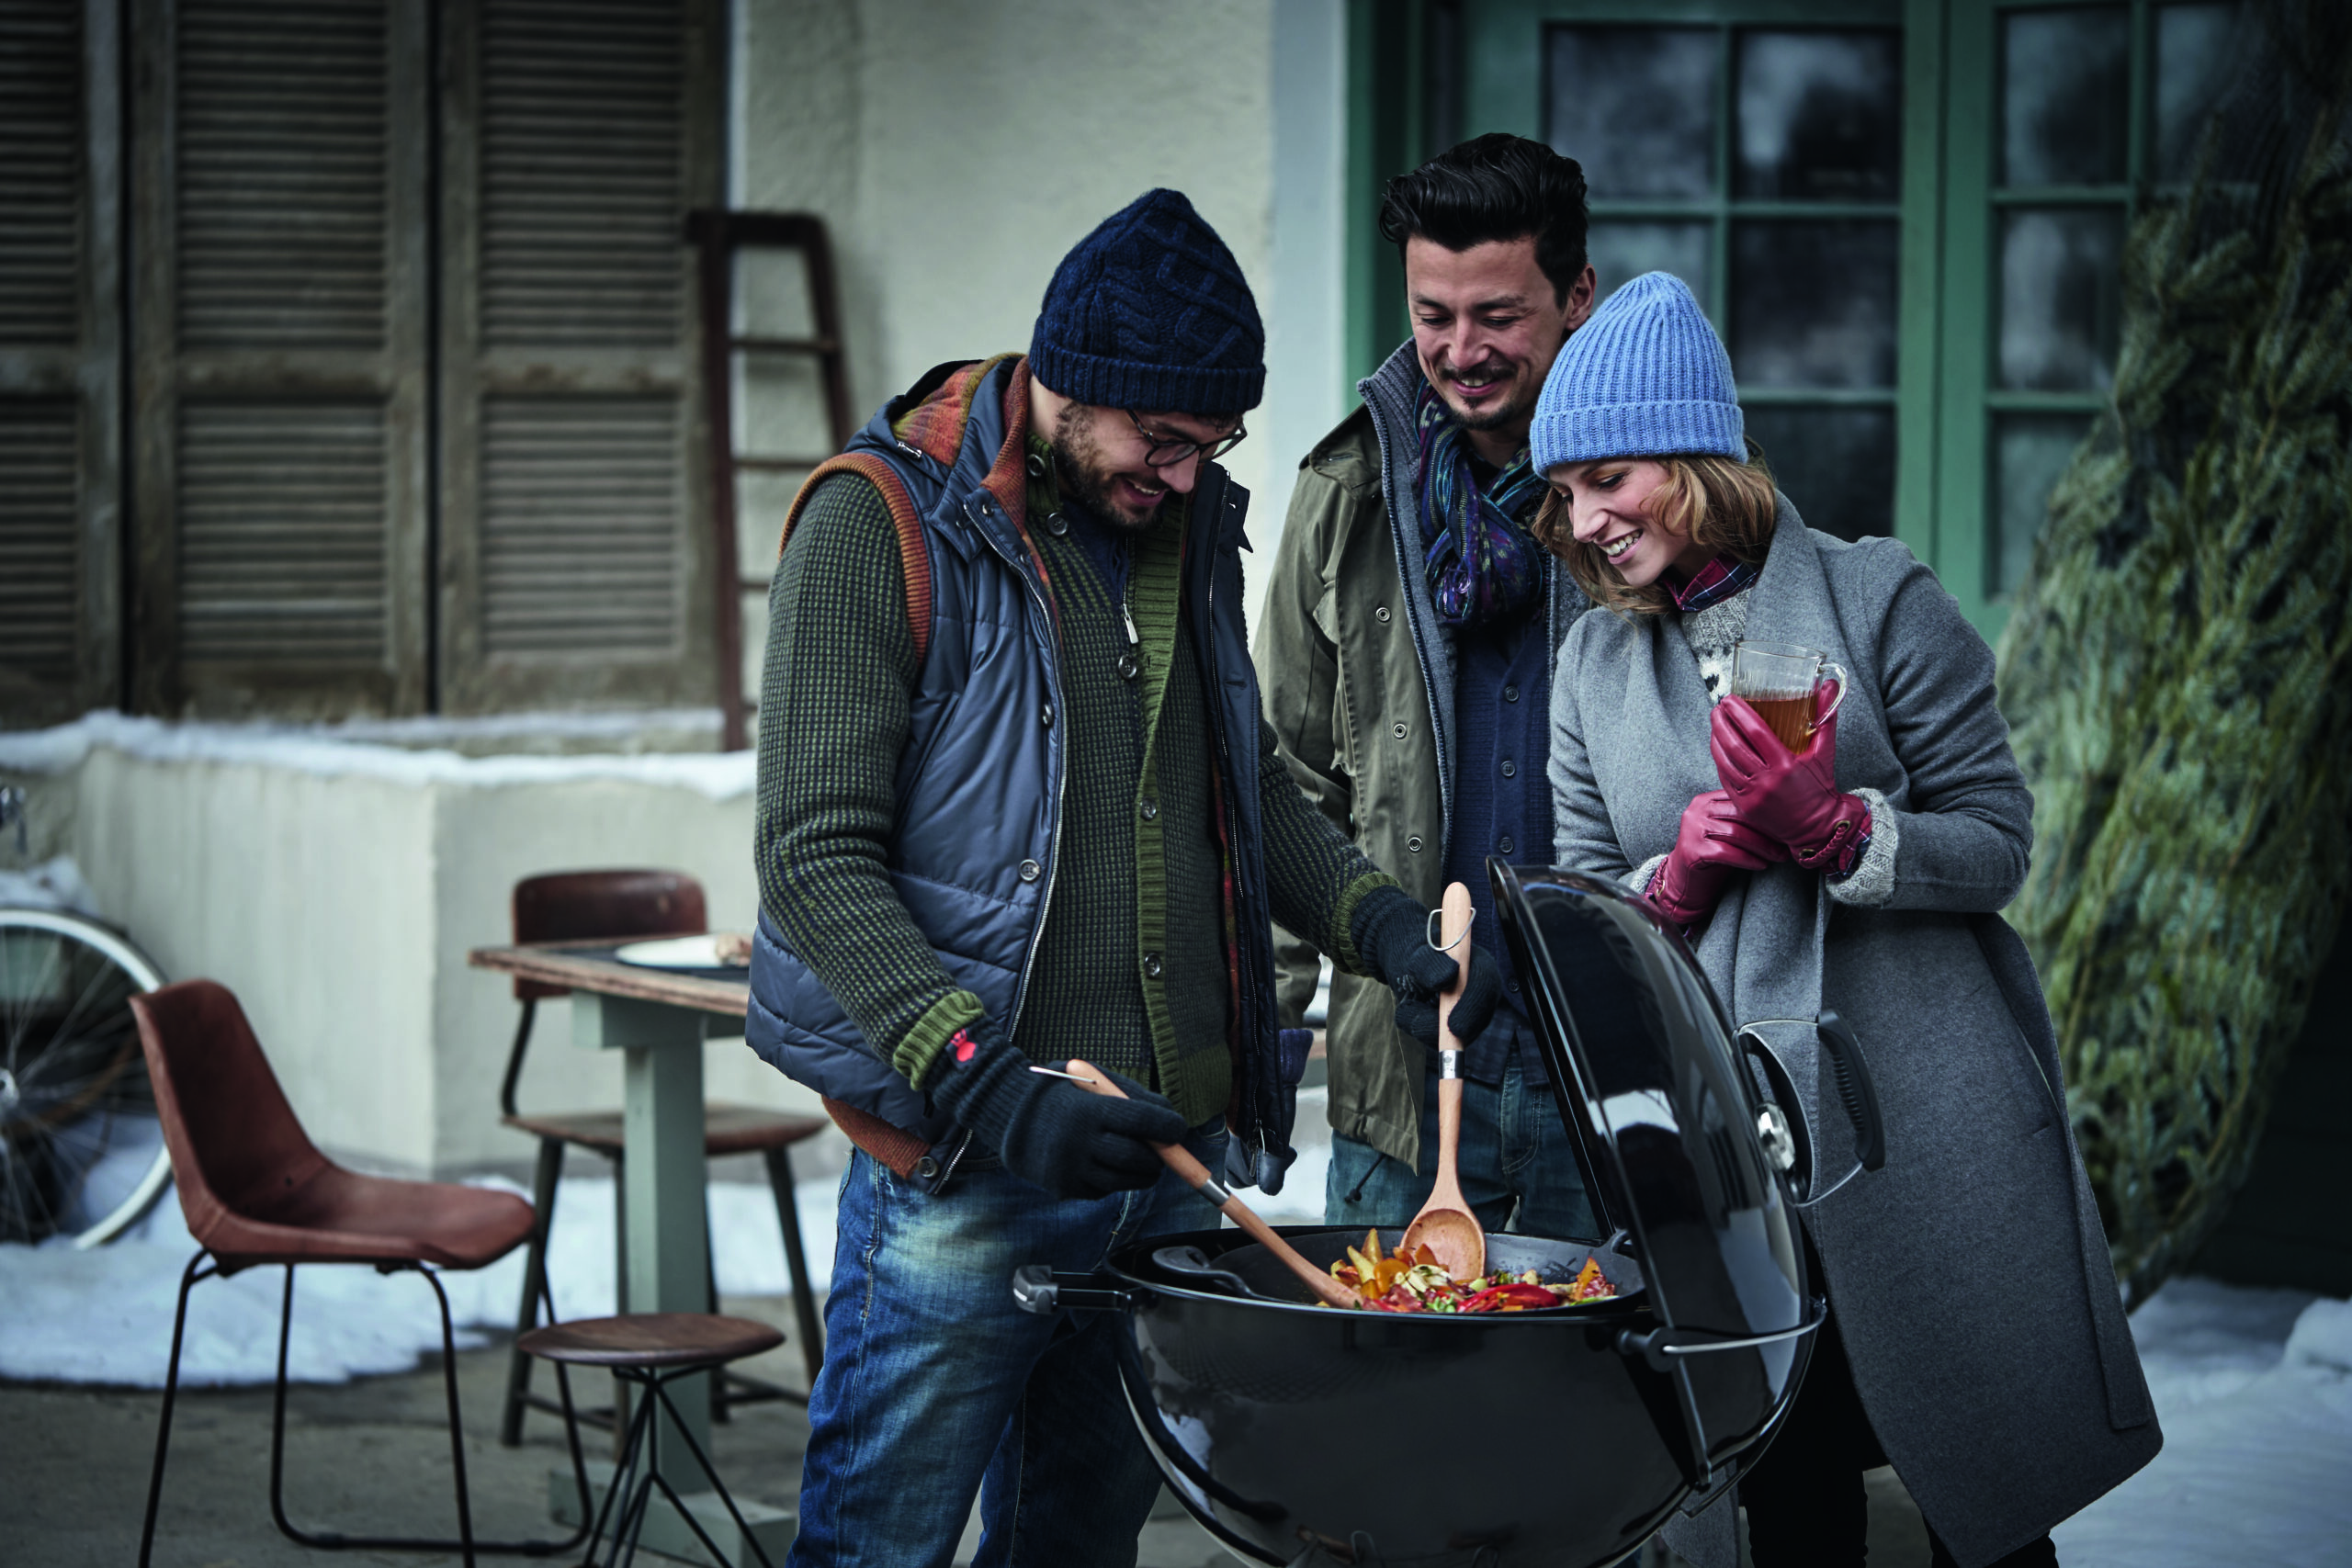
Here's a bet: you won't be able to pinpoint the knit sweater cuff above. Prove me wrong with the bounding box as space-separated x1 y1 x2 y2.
1626 853 1668 896
895 991 991 1090
1826 788 1899 909
1329 870 1402 976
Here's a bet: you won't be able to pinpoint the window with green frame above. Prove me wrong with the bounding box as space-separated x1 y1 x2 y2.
1359 0 2247 634
1941 0 2241 619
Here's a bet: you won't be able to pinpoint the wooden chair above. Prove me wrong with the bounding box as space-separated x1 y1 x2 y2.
516 1314 786 1568
495 869 829 1448
130 979 591 1568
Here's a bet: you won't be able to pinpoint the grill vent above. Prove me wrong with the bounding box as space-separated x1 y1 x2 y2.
177 0 390 353
481 0 684 348
0 2 81 349
178 400 388 661
0 400 79 676
481 395 680 655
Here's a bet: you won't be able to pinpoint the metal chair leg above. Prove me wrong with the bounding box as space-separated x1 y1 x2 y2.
138 1250 219 1568
264 1262 591 1559
503 1135 566 1447
763 1145 825 1388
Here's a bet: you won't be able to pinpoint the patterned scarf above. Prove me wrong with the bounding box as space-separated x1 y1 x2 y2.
1413 382 1548 627
1665 551 1761 613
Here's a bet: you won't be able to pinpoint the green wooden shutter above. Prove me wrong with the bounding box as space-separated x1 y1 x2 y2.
128 0 430 717
0 0 121 728
437 0 721 713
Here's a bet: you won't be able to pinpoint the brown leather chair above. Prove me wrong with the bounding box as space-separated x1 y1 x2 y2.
130 979 589 1568
496 869 829 1448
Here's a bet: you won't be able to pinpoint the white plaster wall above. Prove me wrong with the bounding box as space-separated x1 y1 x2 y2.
72 749 444 1170
54 739 821 1178
734 0 1324 631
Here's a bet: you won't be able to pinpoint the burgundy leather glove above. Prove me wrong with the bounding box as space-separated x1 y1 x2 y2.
1647 790 1788 926
1710 695 1872 874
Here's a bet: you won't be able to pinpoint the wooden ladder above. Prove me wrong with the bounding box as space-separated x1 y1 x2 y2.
684 210 855 751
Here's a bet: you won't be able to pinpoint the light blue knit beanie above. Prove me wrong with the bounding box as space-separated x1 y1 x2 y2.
1529 272 1743 473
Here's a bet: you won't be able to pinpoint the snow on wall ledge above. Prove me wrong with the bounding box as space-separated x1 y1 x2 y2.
0 711 804 1177
0 710 755 798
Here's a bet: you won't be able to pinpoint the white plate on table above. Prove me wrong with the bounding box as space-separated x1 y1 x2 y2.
613 935 741 971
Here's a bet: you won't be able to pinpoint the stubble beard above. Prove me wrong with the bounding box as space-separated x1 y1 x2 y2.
1053 403 1163 533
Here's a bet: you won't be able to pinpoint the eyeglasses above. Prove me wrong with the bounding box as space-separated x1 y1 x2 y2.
1125 409 1247 468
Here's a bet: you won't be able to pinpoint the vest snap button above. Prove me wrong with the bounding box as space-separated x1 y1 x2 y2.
1017 859 1042 883
1407 835 1424 853
1025 452 1048 478
1374 606 1392 623
1391 721 1408 739
915 1156 941 1179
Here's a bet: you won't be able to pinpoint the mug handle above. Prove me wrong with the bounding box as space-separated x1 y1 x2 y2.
1815 663 1849 728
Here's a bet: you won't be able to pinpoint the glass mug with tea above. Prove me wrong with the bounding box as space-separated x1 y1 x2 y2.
1729 641 1848 753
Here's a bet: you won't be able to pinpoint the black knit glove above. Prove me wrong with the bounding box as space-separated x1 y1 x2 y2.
1351 885 1503 1053
925 1021 1186 1200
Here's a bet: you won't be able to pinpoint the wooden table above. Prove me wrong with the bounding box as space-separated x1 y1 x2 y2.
468 942 793 1558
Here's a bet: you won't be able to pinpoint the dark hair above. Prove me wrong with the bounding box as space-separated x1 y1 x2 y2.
1376 134 1591 305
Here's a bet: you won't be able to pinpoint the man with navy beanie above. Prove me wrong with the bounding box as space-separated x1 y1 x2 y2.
748 189 1493 1565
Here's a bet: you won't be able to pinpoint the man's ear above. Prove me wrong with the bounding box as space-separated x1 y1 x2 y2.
1563 264 1600 333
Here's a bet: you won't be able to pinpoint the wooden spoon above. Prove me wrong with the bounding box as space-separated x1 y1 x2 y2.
1063 1058 1360 1310
1401 882 1487 1282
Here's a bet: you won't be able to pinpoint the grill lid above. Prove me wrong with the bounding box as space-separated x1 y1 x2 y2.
1492 861 1819 1483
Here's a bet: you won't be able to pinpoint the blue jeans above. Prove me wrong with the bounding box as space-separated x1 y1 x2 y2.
786 1122 1227 1568
1326 1046 1598 1240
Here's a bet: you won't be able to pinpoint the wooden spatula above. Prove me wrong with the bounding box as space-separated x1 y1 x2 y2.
1063 1058 1361 1310
1401 882 1486 1282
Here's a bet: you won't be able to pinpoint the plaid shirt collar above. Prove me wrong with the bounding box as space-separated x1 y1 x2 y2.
1665 551 1760 613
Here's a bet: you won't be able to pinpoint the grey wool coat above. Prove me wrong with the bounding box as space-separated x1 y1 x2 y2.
1548 503 2160 1568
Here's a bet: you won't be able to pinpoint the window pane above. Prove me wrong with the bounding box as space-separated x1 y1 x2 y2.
1589 220 1713 306
2001 6 2130 186
2157 4 2243 181
1745 404 1894 543
1547 27 1719 199
1729 220 1899 389
1991 413 2093 594
1999 208 2126 391
1735 30 1902 202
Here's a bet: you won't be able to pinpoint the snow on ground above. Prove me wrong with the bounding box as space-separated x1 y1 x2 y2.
8 1090 2341 1567
2051 1279 2352 1566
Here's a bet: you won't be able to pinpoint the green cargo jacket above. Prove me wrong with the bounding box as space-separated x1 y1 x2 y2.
1255 342 1590 1169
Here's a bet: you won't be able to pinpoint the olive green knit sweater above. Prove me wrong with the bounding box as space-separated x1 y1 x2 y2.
756 468 1392 1129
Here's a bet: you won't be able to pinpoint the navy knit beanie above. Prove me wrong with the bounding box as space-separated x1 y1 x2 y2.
1029 189 1265 418
1530 272 1744 473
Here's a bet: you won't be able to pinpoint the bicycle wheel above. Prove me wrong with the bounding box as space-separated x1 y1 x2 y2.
0 908 172 1247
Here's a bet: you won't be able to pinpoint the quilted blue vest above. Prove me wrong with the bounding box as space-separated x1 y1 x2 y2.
745 357 1293 1192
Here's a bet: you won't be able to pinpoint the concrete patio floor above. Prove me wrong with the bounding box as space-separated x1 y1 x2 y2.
3 1287 1934 1568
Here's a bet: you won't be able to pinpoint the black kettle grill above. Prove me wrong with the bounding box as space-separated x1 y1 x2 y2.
1014 863 1887 1567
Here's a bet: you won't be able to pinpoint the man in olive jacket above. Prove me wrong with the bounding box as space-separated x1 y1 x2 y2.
1258 136 1601 1232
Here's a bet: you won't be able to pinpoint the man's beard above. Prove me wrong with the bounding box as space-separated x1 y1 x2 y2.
1053 403 1165 532
1432 364 1533 434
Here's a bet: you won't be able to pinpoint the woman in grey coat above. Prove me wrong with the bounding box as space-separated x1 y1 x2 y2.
1526 275 2159 1568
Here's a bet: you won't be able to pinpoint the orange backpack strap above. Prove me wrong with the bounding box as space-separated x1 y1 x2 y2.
776 452 934 663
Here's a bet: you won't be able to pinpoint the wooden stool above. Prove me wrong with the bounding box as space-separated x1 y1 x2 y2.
515 1314 785 1568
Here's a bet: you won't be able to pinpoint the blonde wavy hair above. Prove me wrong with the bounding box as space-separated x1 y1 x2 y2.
1530 448 1780 615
